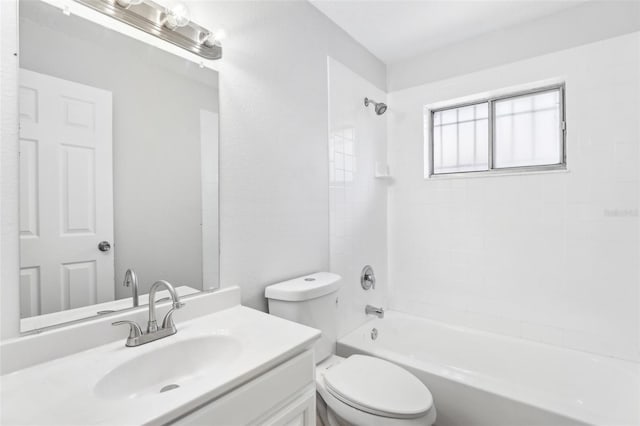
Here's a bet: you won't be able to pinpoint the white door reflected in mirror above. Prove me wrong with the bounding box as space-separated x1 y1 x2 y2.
19 69 115 317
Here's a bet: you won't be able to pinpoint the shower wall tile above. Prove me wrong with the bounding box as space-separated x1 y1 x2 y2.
328 58 388 338
387 33 640 361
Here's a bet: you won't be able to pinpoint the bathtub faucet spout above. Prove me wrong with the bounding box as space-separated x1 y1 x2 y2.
365 304 384 318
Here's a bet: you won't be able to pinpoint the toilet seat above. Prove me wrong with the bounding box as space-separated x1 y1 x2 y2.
321 355 434 421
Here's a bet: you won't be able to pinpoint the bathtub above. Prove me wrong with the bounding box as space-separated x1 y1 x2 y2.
337 311 640 426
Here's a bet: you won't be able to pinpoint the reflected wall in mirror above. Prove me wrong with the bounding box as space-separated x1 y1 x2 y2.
18 0 219 332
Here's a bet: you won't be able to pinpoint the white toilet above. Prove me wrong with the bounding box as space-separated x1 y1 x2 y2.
265 272 436 426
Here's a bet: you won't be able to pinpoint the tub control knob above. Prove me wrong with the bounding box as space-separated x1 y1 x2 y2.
361 265 376 290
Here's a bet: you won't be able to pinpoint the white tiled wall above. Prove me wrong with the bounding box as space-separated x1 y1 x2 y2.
387 33 640 361
328 58 388 338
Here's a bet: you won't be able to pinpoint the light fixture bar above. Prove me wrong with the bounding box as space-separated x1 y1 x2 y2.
73 0 222 60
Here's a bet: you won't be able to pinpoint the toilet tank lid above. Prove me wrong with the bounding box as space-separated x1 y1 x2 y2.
265 272 342 301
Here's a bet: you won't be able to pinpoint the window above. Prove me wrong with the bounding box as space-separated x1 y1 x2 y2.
428 85 565 177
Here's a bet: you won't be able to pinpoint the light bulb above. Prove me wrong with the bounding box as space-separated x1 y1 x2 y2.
115 0 143 8
203 29 226 47
213 29 226 43
164 2 191 29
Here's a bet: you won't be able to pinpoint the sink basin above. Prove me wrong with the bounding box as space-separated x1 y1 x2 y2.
94 335 242 400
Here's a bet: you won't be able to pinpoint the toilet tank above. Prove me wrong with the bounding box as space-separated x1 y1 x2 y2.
265 272 341 362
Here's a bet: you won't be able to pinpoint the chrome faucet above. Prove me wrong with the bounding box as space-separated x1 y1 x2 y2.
365 304 384 318
123 269 139 307
112 280 185 347
147 280 184 333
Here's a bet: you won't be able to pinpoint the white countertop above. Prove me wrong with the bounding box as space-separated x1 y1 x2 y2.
1 306 320 425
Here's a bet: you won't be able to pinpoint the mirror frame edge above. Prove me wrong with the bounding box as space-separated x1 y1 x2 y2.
0 0 21 340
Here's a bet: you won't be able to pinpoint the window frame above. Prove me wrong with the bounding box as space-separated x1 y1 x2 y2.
427 83 566 178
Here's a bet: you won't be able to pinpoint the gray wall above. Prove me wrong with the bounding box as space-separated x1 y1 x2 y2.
20 1 219 298
183 0 386 310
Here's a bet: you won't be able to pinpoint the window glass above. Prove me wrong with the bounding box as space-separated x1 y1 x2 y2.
428 85 565 177
432 103 489 174
494 90 562 168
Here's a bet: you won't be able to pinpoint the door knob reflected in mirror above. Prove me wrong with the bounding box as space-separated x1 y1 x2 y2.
98 241 112 252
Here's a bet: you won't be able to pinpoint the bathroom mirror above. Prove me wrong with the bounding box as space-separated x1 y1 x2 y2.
17 0 219 332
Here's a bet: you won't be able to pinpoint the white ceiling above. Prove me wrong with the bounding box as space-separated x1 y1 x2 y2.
310 0 589 64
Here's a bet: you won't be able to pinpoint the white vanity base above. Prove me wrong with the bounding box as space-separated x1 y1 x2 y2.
174 351 316 426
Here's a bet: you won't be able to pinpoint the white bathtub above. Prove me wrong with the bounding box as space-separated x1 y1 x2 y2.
337 311 640 426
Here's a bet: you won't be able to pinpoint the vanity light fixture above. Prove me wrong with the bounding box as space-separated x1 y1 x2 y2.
73 0 222 60
163 2 190 30
203 29 226 47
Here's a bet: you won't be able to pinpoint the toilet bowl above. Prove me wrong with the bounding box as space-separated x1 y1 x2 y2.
265 272 436 426
315 355 436 426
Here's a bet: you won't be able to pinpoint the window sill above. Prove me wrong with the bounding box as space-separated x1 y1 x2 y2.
426 165 569 180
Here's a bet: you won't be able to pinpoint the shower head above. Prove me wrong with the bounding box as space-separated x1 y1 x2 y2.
364 97 387 115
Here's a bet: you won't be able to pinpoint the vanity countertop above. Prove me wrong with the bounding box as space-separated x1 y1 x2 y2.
0 306 320 425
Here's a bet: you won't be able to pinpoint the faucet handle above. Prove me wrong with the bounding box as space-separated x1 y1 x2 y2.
112 320 143 339
161 303 184 330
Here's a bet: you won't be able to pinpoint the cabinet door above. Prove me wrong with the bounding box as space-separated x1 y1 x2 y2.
170 351 314 426
256 386 315 426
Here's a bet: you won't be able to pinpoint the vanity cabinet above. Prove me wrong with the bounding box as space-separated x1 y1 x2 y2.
171 350 316 426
